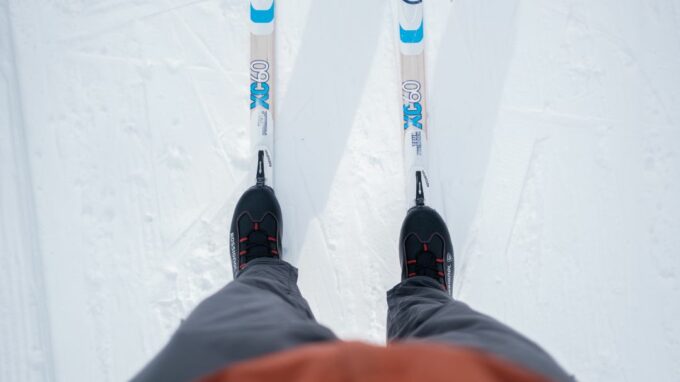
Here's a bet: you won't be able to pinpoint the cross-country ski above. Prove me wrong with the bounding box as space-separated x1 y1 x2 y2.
250 0 276 187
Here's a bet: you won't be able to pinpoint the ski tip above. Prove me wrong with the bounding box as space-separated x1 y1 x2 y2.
398 0 424 55
399 21 424 44
250 0 275 35
250 0 274 24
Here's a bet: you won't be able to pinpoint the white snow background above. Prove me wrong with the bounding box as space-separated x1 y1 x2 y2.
2 0 680 381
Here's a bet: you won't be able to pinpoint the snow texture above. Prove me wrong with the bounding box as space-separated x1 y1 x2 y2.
2 0 680 381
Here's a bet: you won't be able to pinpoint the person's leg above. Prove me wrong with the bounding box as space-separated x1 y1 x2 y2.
387 276 572 382
132 258 336 382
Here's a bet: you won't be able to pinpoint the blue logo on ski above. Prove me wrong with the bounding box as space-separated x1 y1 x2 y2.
400 21 424 44
250 2 275 24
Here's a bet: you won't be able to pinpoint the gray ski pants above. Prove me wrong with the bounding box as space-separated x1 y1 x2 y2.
132 258 572 382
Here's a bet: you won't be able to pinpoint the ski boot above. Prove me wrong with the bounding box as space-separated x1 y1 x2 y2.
229 184 282 278
399 206 454 295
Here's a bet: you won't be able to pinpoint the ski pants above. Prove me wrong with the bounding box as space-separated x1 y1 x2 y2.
132 258 572 382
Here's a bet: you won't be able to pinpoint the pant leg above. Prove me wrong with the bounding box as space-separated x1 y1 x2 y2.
387 276 573 382
132 258 337 382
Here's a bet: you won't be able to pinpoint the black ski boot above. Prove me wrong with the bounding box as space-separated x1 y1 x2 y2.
399 206 454 294
229 185 282 278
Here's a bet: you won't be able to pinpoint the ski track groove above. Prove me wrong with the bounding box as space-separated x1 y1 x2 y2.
129 82 167 362
142 84 167 258
502 136 540 262
1 2 56 381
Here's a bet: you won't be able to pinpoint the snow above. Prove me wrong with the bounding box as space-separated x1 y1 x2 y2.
2 0 679 381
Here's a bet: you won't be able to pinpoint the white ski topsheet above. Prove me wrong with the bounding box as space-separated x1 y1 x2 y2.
2 1 680 381
250 0 275 186
399 0 429 207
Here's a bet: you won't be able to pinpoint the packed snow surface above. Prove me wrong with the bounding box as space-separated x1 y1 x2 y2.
2 0 680 381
